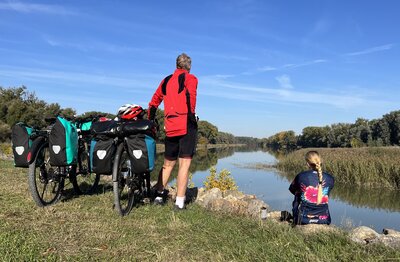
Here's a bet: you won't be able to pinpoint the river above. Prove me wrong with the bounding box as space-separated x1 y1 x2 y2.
169 147 400 231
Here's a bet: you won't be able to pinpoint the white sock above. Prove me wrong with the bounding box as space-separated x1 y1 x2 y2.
175 196 185 208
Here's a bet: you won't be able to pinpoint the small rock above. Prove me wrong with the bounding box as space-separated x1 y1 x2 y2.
298 224 338 235
268 211 283 223
243 194 257 201
208 198 232 212
223 190 245 199
383 228 400 238
349 226 379 244
196 187 206 199
225 198 248 215
196 188 223 207
374 235 400 248
245 198 270 219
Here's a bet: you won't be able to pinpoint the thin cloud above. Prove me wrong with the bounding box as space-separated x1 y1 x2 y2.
282 59 327 69
214 74 236 79
276 75 293 89
43 36 154 54
0 66 160 90
0 1 77 15
257 66 276 72
200 75 385 109
248 59 327 75
345 44 395 56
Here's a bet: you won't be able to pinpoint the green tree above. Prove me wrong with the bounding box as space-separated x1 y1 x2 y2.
299 126 330 147
198 120 218 144
78 111 116 120
215 131 236 144
327 123 352 147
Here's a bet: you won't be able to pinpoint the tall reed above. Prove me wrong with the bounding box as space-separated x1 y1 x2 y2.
277 147 400 190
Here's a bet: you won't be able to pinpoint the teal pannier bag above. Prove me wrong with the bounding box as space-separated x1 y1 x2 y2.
49 116 78 166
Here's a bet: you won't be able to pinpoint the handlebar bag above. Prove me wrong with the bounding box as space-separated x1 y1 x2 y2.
11 122 34 167
90 137 116 175
49 116 78 166
120 119 156 138
90 120 118 138
125 134 156 174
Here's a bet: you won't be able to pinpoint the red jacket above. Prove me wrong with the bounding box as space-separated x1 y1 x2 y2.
149 69 198 137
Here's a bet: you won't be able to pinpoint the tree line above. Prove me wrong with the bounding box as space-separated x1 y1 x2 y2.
262 110 400 149
0 86 257 145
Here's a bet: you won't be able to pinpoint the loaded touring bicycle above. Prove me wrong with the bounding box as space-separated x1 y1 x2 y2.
91 105 157 216
12 105 157 213
12 115 102 207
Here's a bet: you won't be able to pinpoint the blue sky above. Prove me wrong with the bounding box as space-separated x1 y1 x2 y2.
1 0 399 138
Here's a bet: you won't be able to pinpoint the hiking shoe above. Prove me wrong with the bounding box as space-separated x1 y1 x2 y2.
173 204 186 211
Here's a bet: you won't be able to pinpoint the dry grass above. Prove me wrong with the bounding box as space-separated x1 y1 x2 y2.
1 159 399 261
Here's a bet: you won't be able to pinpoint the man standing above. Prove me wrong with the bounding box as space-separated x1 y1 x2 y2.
148 53 198 210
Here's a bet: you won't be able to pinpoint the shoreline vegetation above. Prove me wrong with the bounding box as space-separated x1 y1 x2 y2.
1 159 399 261
275 147 400 190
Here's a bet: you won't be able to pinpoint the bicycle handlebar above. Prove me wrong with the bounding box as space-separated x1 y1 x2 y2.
73 114 106 124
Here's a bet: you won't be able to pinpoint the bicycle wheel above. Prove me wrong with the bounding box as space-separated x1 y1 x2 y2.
113 143 136 216
28 142 65 207
70 140 100 195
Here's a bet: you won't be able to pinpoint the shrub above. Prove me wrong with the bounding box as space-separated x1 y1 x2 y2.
204 167 238 191
0 143 12 156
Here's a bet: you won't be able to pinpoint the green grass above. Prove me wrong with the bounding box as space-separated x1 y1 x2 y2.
277 147 400 190
1 159 399 261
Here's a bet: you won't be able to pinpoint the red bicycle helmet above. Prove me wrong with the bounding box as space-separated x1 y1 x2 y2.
117 104 144 120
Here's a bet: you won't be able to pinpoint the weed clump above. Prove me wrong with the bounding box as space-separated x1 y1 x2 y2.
204 166 238 191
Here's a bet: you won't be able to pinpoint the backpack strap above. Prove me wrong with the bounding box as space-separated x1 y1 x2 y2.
178 73 185 93
162 73 191 114
178 73 192 114
161 74 173 95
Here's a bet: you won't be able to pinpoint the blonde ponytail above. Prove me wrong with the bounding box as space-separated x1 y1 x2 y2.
315 162 323 204
305 151 323 205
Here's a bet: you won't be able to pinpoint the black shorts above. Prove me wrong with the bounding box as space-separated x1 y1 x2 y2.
164 124 197 160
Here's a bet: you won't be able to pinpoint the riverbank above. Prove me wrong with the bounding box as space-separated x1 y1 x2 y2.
1 159 399 261
156 143 246 153
276 147 400 190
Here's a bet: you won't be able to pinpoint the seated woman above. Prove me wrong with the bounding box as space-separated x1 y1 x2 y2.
289 151 334 225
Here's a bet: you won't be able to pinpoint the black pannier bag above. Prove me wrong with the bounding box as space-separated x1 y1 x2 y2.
11 123 34 167
49 116 78 166
122 120 156 174
89 119 118 174
125 134 156 174
90 138 116 175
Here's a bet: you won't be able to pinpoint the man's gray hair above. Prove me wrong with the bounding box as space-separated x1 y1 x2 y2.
176 53 191 71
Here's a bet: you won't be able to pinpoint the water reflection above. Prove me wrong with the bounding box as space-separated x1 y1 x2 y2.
152 146 400 214
331 185 400 212
151 146 238 181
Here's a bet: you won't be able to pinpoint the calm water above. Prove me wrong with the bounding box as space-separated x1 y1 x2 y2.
186 148 400 231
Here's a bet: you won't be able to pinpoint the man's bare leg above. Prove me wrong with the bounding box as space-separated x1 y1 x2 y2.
175 157 192 208
157 159 176 192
